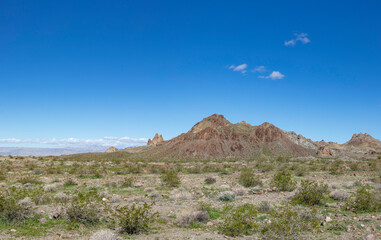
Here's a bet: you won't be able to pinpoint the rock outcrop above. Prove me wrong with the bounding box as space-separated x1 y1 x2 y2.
317 146 335 157
105 146 119 153
147 133 164 146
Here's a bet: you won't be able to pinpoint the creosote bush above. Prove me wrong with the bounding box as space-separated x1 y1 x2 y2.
113 202 158 234
161 169 181 188
0 187 33 223
238 169 261 187
218 203 258 236
66 190 104 225
270 170 296 192
121 176 135 187
292 180 329 206
261 204 320 239
344 187 380 213
204 176 216 184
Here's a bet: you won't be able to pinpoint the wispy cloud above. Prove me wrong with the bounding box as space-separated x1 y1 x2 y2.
228 63 248 74
251 66 266 72
285 33 310 46
259 71 285 80
0 137 147 148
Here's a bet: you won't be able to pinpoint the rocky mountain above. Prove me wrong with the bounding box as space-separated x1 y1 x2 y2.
122 114 381 159
147 133 164 146
105 146 119 153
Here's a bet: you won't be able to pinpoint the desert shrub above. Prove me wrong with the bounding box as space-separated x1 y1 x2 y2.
218 191 236 202
126 164 143 174
0 170 6 181
261 204 320 239
161 169 180 188
113 202 158 234
18 175 42 185
198 202 222 220
177 210 209 227
64 178 77 186
66 190 104 225
292 180 329 206
218 204 258 236
0 188 33 223
121 176 135 187
344 187 381 213
257 201 272 212
204 177 216 184
270 170 296 192
257 163 274 172
329 190 348 201
349 162 359 171
238 169 261 187
30 187 52 205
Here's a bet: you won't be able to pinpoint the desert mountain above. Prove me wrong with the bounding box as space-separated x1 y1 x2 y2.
105 146 119 153
122 114 381 159
127 114 316 158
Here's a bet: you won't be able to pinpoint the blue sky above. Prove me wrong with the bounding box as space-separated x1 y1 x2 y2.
1 0 380 148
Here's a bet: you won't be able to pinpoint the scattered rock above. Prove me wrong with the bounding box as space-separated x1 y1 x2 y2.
325 216 332 222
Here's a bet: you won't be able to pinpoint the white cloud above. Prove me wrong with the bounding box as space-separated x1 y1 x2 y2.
0 137 148 148
251 66 266 72
228 63 248 74
285 33 310 46
259 71 285 80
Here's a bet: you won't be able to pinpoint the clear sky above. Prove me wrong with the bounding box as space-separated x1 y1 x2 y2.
1 0 380 148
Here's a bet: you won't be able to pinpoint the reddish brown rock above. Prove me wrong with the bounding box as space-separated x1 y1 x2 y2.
105 146 119 153
317 146 335 157
147 133 164 146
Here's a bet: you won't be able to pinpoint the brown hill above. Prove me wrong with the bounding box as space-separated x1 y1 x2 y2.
133 114 315 159
105 146 119 153
344 133 381 150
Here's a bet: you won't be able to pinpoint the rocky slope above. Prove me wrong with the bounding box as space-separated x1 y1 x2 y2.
123 114 381 159
105 146 119 153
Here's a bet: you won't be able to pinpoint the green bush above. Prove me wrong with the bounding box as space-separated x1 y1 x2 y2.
218 203 258 236
261 204 320 239
238 169 261 187
270 170 296 192
161 169 181 188
0 188 32 223
113 202 158 234
121 176 135 187
66 190 104 225
292 180 329 206
344 187 380 213
204 177 216 184
218 192 236 202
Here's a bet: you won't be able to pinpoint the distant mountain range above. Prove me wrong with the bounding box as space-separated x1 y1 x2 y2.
118 114 381 159
0 146 109 156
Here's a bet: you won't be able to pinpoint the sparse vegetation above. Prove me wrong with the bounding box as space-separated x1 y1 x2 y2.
292 180 329 206
238 168 261 187
113 202 158 234
270 170 296 191
218 204 258 236
344 187 380 213
161 169 181 187
261 204 320 239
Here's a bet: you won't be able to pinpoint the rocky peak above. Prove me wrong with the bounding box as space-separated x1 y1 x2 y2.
190 114 231 134
345 133 381 148
147 133 164 146
105 146 119 153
